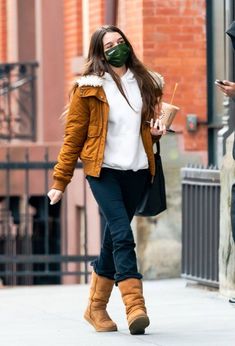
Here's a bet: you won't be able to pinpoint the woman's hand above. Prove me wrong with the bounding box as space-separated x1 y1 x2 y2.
149 118 166 137
216 80 235 99
47 189 63 205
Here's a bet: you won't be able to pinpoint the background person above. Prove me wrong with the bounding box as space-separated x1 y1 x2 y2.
215 20 235 306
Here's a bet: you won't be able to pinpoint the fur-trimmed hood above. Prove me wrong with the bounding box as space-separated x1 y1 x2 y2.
76 75 104 87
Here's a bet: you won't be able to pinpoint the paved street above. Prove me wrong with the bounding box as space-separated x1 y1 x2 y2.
0 278 235 346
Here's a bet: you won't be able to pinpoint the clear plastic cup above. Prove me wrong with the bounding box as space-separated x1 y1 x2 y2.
160 102 180 129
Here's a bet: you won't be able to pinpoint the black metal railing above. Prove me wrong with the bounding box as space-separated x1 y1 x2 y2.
0 62 38 141
0 147 96 286
181 166 220 287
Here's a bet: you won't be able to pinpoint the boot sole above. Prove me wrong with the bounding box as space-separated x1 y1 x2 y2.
84 314 118 332
129 315 150 335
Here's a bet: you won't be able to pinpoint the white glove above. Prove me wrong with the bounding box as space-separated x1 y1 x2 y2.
47 189 63 205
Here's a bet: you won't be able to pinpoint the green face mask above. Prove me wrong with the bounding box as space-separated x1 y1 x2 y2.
104 43 130 67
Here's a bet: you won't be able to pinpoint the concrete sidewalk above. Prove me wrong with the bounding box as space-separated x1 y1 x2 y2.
0 279 235 346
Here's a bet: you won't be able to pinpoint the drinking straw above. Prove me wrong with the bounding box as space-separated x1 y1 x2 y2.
170 82 178 104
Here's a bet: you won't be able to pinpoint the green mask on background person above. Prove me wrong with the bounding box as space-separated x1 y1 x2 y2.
104 43 130 67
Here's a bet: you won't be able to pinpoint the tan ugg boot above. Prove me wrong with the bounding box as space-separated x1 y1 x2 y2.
84 272 117 332
118 278 150 335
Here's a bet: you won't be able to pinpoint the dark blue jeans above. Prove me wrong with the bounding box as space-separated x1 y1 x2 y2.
86 168 149 283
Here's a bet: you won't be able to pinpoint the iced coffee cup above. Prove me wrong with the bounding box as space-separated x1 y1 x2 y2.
160 102 180 129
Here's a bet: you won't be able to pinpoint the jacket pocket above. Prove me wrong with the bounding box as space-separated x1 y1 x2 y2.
80 125 102 160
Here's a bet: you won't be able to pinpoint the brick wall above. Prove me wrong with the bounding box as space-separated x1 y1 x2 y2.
63 0 105 99
64 0 83 98
117 0 143 58
0 0 7 62
89 0 104 35
142 0 207 151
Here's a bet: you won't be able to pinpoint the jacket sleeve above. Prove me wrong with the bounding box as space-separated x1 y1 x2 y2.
52 88 90 192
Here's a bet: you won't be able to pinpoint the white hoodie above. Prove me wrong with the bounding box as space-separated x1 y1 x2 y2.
102 69 148 171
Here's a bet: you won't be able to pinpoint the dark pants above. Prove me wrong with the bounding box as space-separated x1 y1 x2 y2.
86 168 149 283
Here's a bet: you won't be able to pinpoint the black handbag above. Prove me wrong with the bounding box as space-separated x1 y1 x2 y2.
135 141 167 217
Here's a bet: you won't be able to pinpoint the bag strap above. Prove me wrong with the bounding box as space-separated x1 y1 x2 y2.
157 141 160 155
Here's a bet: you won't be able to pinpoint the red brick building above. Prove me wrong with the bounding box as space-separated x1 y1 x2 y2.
0 0 208 151
0 0 211 284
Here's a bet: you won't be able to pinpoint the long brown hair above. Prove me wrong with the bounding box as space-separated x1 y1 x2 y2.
69 25 163 122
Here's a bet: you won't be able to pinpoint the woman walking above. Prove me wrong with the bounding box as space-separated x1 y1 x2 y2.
48 25 166 335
